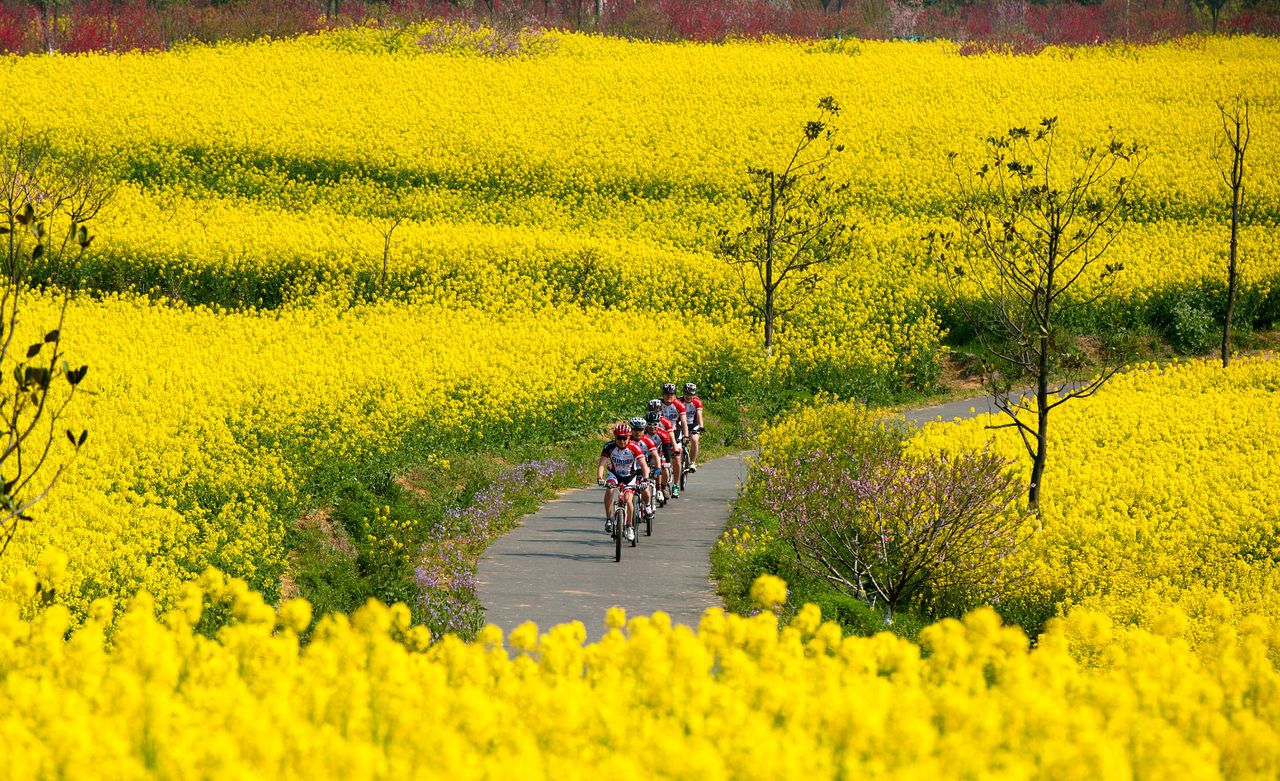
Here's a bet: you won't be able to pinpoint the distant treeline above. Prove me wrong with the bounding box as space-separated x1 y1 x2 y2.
2 0 1277 53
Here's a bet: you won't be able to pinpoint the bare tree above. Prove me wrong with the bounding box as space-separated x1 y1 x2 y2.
931 118 1143 512
376 215 404 298
1216 98 1251 367
0 131 106 558
718 96 853 357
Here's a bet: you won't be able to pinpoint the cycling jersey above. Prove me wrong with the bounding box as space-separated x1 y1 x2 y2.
660 399 686 435
636 434 659 458
682 396 703 428
648 427 674 461
602 440 646 478
629 435 652 461
658 418 682 453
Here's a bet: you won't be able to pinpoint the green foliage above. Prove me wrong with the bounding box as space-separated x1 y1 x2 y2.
1168 298 1218 355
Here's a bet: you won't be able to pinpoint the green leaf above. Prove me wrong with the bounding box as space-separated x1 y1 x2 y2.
25 342 41 359
44 330 58 343
31 243 43 262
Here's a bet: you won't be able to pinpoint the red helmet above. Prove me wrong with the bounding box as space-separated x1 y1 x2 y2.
613 422 631 438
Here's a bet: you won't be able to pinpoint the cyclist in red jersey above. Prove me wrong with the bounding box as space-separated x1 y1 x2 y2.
627 417 657 522
645 412 674 497
681 382 705 473
597 422 648 542
654 405 684 498
659 385 689 492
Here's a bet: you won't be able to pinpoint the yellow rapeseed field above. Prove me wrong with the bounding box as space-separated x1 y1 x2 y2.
0 292 775 614
1 30 1276 311
1 568 1278 780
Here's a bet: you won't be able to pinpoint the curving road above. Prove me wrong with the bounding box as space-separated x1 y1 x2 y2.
477 394 1010 639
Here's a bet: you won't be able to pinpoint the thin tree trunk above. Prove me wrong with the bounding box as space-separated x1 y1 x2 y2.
1029 240 1057 513
1222 126 1243 367
763 174 777 357
764 283 774 356
1223 194 1240 366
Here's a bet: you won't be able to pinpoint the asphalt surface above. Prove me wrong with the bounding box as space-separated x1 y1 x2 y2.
477 393 1015 640
477 452 748 640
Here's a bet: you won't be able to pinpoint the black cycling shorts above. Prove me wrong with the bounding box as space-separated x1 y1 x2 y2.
607 471 640 490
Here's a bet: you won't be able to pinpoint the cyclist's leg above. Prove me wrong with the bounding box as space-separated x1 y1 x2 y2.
689 432 700 466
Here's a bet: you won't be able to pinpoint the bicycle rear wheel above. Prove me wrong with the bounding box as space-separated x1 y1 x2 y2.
644 505 652 537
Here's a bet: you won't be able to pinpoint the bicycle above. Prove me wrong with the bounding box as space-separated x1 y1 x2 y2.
599 478 638 561
640 474 658 537
679 425 704 492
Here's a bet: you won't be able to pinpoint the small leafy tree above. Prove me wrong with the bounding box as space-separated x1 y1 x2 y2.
931 118 1143 512
1196 0 1230 32
718 96 854 357
0 131 106 558
760 443 1028 624
1216 97 1251 367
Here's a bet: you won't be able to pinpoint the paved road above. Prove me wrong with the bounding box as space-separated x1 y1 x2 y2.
477 394 1015 639
477 453 748 640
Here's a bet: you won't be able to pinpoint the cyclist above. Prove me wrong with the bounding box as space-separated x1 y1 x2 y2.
597 422 649 543
627 417 657 522
681 382 705 473
659 384 690 479
654 406 684 498
645 411 675 498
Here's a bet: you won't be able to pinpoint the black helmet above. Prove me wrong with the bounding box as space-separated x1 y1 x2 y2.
645 411 661 426
629 417 646 431
647 399 662 412
684 382 697 395
662 383 677 395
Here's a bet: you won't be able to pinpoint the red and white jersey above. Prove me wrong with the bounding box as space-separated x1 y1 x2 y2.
602 441 646 477
659 399 686 432
682 396 702 427
650 427 673 448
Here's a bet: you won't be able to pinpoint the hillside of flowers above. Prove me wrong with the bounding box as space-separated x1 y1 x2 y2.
6 30 1278 329
0 23 1275 778
0 27 1272 622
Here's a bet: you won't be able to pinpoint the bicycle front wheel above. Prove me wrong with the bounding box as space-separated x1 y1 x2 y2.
613 507 624 562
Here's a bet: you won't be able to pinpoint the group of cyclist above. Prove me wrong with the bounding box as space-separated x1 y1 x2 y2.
596 382 704 543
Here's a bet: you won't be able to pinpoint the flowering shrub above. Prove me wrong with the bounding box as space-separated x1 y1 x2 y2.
759 445 1029 621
